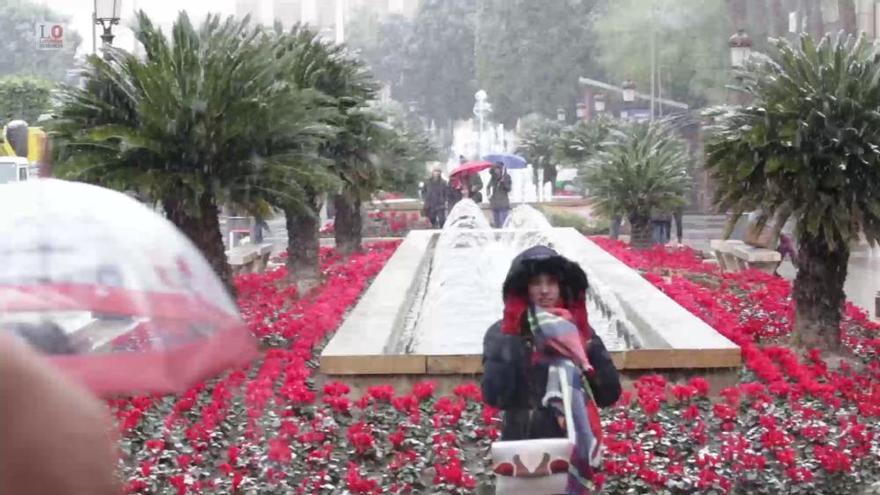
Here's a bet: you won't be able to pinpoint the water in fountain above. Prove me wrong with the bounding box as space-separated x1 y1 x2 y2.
405 202 636 355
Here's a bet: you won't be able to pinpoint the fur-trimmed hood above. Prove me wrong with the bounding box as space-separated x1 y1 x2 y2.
500 245 590 343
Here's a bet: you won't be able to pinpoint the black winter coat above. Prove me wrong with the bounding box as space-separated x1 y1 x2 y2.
487 172 512 210
481 320 621 440
421 178 447 212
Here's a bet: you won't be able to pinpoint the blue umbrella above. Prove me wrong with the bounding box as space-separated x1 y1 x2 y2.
483 153 527 169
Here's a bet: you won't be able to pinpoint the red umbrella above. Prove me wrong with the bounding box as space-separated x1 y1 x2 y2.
450 160 494 178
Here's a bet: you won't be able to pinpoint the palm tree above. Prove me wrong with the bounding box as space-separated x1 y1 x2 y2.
329 108 385 255
585 120 691 249
272 25 382 263
371 102 440 198
51 12 330 294
705 33 880 351
554 115 617 169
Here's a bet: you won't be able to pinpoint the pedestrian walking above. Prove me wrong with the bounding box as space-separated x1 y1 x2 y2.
465 171 484 203
446 176 463 210
482 246 621 494
609 214 623 240
421 168 448 229
673 206 685 245
651 208 672 245
487 163 512 228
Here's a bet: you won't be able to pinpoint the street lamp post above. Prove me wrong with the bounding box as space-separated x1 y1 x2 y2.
728 29 753 105
94 0 122 59
473 90 491 157
621 80 636 120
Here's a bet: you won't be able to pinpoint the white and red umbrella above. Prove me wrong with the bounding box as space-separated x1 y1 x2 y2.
0 179 258 396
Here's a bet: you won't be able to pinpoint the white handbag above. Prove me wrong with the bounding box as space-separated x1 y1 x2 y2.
490 365 576 495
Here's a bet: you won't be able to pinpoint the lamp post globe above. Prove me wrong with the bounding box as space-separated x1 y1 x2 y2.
94 0 122 57
473 90 490 157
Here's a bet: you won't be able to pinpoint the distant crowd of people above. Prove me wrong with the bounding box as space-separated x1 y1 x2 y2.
420 156 512 229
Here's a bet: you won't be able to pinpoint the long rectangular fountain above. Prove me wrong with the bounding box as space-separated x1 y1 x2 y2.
320 202 741 393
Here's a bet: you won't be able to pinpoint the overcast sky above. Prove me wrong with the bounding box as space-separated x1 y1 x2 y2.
43 0 238 55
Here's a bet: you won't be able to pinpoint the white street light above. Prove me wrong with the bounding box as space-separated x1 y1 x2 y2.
622 80 636 103
95 0 122 20
473 90 491 156
94 0 122 56
728 29 753 68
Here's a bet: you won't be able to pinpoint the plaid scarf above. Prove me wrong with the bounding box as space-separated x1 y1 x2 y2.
528 306 604 495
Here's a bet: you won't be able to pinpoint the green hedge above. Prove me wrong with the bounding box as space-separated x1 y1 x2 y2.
537 206 608 235
0 76 54 124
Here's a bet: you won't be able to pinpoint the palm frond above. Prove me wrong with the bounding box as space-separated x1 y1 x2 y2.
706 32 880 248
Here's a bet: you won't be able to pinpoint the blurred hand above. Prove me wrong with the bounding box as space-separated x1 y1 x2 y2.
0 333 121 495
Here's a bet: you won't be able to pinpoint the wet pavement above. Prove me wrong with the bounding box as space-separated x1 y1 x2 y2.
776 242 880 319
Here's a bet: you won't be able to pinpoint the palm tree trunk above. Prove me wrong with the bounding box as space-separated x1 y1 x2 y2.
163 194 235 297
792 233 849 351
283 193 322 294
333 190 363 256
628 213 653 250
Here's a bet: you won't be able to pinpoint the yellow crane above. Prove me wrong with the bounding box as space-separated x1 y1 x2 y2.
0 122 48 183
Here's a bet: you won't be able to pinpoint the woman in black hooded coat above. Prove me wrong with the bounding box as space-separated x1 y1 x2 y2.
481 245 621 440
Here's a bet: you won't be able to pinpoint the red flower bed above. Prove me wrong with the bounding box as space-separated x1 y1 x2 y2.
113 241 497 494
589 237 880 493
113 237 880 494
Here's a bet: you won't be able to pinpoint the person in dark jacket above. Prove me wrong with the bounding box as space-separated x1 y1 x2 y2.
487 163 512 228
651 207 673 245
482 246 621 493
446 177 463 211
672 206 685 245
463 172 483 203
421 168 448 228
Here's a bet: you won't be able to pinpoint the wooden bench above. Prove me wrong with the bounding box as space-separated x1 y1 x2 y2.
227 243 273 275
710 239 781 274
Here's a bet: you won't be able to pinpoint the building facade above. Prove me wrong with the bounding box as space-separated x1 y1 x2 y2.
272 0 421 38
235 0 267 24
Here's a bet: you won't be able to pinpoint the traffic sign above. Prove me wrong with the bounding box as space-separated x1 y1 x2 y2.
35 21 65 50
